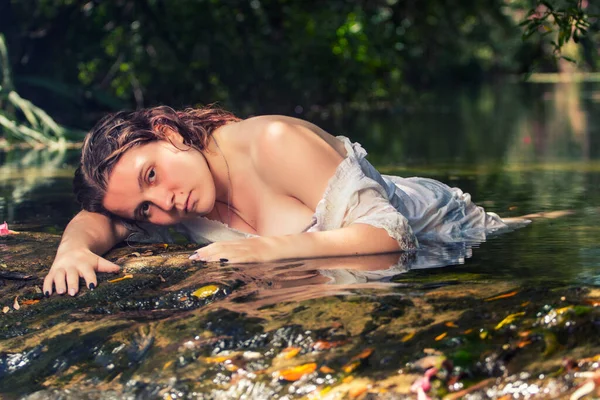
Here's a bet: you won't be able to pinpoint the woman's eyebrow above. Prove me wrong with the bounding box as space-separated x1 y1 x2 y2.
137 166 144 191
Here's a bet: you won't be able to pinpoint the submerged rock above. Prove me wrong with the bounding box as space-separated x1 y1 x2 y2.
1 231 600 399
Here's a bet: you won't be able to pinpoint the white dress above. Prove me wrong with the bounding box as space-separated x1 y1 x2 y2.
126 136 527 275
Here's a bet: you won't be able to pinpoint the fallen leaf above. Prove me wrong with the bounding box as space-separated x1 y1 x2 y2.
445 322 459 328
342 376 354 383
159 275 166 282
204 356 231 363
108 274 133 283
179 296 188 302
435 332 448 341
517 340 532 348
21 299 40 306
313 339 348 350
319 366 335 373
584 299 600 307
225 364 239 372
2 306 9 313
414 355 446 370
163 360 174 370
519 330 532 337
495 312 526 330
342 360 361 374
342 348 373 373
463 329 474 334
13 296 20 310
276 363 317 381
141 250 154 256
278 347 300 359
485 291 518 302
349 385 368 398
555 306 573 314
401 332 416 342
191 285 219 299
352 348 374 360
131 252 141 257
521 301 531 307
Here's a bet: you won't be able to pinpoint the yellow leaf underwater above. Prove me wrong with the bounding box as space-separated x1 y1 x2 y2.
342 348 374 373
278 347 301 359
191 285 220 299
495 312 526 330
401 332 415 342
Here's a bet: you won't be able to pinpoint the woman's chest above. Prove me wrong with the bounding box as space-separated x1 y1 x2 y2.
226 183 315 236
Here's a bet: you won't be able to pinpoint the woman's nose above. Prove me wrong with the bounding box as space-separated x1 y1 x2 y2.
148 187 175 211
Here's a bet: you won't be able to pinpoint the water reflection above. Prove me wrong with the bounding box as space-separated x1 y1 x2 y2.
0 148 78 230
177 240 499 313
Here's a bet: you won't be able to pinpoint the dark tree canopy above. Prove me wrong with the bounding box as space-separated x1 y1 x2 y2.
0 0 598 130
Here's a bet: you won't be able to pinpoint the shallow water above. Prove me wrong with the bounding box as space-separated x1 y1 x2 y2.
1 81 600 399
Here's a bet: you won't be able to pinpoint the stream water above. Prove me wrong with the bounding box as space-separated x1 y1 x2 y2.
0 81 599 399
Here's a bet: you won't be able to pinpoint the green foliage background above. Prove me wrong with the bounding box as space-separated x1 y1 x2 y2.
1 0 598 130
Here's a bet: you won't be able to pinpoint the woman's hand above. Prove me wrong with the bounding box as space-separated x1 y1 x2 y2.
189 237 287 263
43 248 121 296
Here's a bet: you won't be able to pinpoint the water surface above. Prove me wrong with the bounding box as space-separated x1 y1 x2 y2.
1 81 599 399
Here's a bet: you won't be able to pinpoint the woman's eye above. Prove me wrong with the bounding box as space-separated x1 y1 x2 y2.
148 168 156 183
141 202 151 217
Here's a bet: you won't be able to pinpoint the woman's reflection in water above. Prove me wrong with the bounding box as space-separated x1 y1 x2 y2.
173 239 480 312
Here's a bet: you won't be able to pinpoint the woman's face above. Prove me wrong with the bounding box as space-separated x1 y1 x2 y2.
102 136 216 225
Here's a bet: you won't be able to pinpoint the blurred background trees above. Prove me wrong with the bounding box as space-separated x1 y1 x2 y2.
0 0 598 133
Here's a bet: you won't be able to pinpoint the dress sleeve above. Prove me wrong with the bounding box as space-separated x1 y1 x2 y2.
305 140 418 251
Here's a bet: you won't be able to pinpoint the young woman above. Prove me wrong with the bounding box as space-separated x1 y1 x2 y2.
43 106 521 296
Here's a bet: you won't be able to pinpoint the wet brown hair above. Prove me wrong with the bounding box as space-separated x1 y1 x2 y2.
74 105 240 216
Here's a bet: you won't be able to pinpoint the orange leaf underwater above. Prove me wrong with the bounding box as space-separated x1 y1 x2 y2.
484 291 518 302
108 274 134 283
276 363 318 381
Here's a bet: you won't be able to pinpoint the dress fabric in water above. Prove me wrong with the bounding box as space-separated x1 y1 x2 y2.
126 136 527 258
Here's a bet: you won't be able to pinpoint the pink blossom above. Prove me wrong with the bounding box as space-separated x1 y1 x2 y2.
411 367 438 400
0 221 11 236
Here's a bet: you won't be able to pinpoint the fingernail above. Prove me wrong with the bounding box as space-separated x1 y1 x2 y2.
219 258 229 263
57 289 65 295
89 283 95 290
44 291 50 298
69 288 76 296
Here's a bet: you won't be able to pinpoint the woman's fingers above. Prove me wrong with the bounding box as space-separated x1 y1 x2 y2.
96 256 121 273
53 268 67 295
66 268 80 296
43 272 55 296
80 266 97 291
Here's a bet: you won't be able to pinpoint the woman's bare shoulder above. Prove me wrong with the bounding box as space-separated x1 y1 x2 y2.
233 115 346 158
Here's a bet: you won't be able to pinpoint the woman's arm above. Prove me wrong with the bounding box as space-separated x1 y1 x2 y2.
190 223 400 262
43 210 130 296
